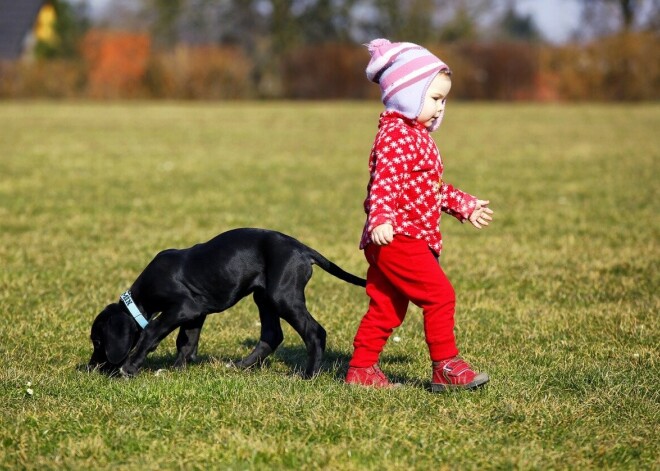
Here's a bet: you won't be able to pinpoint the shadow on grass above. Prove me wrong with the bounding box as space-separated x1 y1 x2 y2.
78 336 420 386
232 338 416 384
271 344 418 385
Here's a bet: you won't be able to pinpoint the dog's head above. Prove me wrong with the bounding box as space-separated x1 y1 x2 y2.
88 303 140 374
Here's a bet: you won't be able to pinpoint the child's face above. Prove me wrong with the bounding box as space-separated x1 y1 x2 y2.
417 73 452 129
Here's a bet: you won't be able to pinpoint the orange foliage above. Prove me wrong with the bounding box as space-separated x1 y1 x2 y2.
533 71 562 102
281 43 369 99
0 60 85 98
429 42 539 101
1 31 656 101
147 46 252 99
81 30 151 98
542 32 660 101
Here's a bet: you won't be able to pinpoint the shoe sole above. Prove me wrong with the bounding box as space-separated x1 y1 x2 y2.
430 373 489 393
346 380 402 389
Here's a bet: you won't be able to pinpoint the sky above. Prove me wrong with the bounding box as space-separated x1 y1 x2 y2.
86 0 585 44
515 0 583 43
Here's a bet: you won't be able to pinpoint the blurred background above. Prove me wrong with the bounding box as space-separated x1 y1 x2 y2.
0 0 658 101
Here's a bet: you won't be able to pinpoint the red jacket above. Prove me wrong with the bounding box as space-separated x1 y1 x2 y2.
360 111 477 255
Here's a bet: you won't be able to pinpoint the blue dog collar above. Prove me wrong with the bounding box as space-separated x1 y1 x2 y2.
120 290 149 329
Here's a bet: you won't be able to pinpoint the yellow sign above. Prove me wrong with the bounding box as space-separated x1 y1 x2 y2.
35 3 58 45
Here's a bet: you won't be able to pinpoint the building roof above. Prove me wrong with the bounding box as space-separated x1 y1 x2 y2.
0 0 45 60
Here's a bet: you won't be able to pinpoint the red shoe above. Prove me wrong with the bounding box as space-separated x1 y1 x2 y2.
431 357 489 392
346 364 399 389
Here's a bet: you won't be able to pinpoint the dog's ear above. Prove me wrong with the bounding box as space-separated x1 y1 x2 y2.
103 313 134 365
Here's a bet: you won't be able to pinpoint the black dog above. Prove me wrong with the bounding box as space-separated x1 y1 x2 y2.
88 228 365 378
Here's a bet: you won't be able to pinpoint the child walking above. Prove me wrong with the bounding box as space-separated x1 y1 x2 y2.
346 39 494 391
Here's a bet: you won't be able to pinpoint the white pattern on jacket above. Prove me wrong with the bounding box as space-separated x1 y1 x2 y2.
360 111 476 255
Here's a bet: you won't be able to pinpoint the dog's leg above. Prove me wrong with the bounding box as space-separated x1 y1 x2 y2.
174 315 207 368
276 297 327 379
234 290 284 369
264 259 326 378
120 304 195 377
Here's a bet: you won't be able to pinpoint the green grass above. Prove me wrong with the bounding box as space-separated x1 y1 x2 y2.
1 101 658 470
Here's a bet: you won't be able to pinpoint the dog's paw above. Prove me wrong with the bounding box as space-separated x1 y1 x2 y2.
232 358 248 369
119 365 138 378
226 358 257 369
301 371 318 380
233 357 262 369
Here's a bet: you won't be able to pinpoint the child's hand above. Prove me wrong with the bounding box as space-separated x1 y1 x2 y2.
371 223 394 245
468 200 494 229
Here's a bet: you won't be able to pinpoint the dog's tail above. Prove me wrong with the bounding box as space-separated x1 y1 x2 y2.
308 250 366 287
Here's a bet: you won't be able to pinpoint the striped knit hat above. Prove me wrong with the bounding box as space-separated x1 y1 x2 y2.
366 38 450 124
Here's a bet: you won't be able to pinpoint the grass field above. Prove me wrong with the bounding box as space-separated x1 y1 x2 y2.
1 101 658 470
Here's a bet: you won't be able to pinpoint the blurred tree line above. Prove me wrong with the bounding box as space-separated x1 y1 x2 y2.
0 0 658 100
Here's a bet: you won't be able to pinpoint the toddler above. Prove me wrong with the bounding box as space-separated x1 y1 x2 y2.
346 39 494 391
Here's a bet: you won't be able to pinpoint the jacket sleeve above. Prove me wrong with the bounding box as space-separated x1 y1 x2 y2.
440 181 477 222
365 128 409 233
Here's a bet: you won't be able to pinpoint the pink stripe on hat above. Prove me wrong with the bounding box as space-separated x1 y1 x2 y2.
380 56 444 97
365 39 420 79
367 44 422 83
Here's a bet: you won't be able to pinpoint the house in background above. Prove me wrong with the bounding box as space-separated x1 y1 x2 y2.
0 0 54 60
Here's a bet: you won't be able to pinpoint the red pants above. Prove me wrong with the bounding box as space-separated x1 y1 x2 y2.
349 236 459 367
